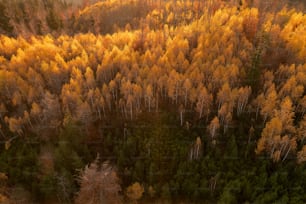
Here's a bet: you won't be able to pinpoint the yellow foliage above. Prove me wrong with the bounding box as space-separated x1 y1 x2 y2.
297 145 306 164
0 173 7 181
281 12 306 61
0 194 8 203
148 185 155 198
4 141 11 150
126 182 144 202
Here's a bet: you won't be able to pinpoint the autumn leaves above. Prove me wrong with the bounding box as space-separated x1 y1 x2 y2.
0 3 305 165
255 64 306 162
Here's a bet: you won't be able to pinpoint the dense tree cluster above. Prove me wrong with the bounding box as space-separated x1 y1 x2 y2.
0 0 155 36
0 0 305 203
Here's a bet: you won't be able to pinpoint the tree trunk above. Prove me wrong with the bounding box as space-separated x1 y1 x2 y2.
97 107 101 120
199 100 204 118
180 111 183 126
184 91 188 107
282 145 291 162
130 104 133 120
156 94 159 112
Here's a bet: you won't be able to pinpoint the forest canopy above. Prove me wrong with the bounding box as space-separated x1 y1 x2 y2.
0 0 305 203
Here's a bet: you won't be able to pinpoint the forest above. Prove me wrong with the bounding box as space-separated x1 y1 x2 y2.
0 0 305 203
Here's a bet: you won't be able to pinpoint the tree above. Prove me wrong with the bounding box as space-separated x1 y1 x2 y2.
126 94 134 120
46 9 62 31
189 137 202 160
109 80 118 103
218 103 229 126
224 112 233 134
145 84 153 112
75 157 122 204
297 115 306 143
256 115 297 162
179 104 185 126
242 8 259 43
298 95 306 117
0 172 9 203
297 145 306 164
76 101 92 125
125 182 144 204
275 97 295 134
102 83 112 112
148 185 156 198
260 84 278 123
61 82 82 116
195 85 212 120
217 83 232 110
256 117 282 155
41 91 62 129
253 93 264 120
279 75 304 102
0 2 13 35
167 70 182 104
237 86 251 116
209 117 220 140
84 67 96 90
88 88 105 119
133 84 142 112
4 116 23 136
31 102 43 123
280 12 306 61
183 78 192 107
